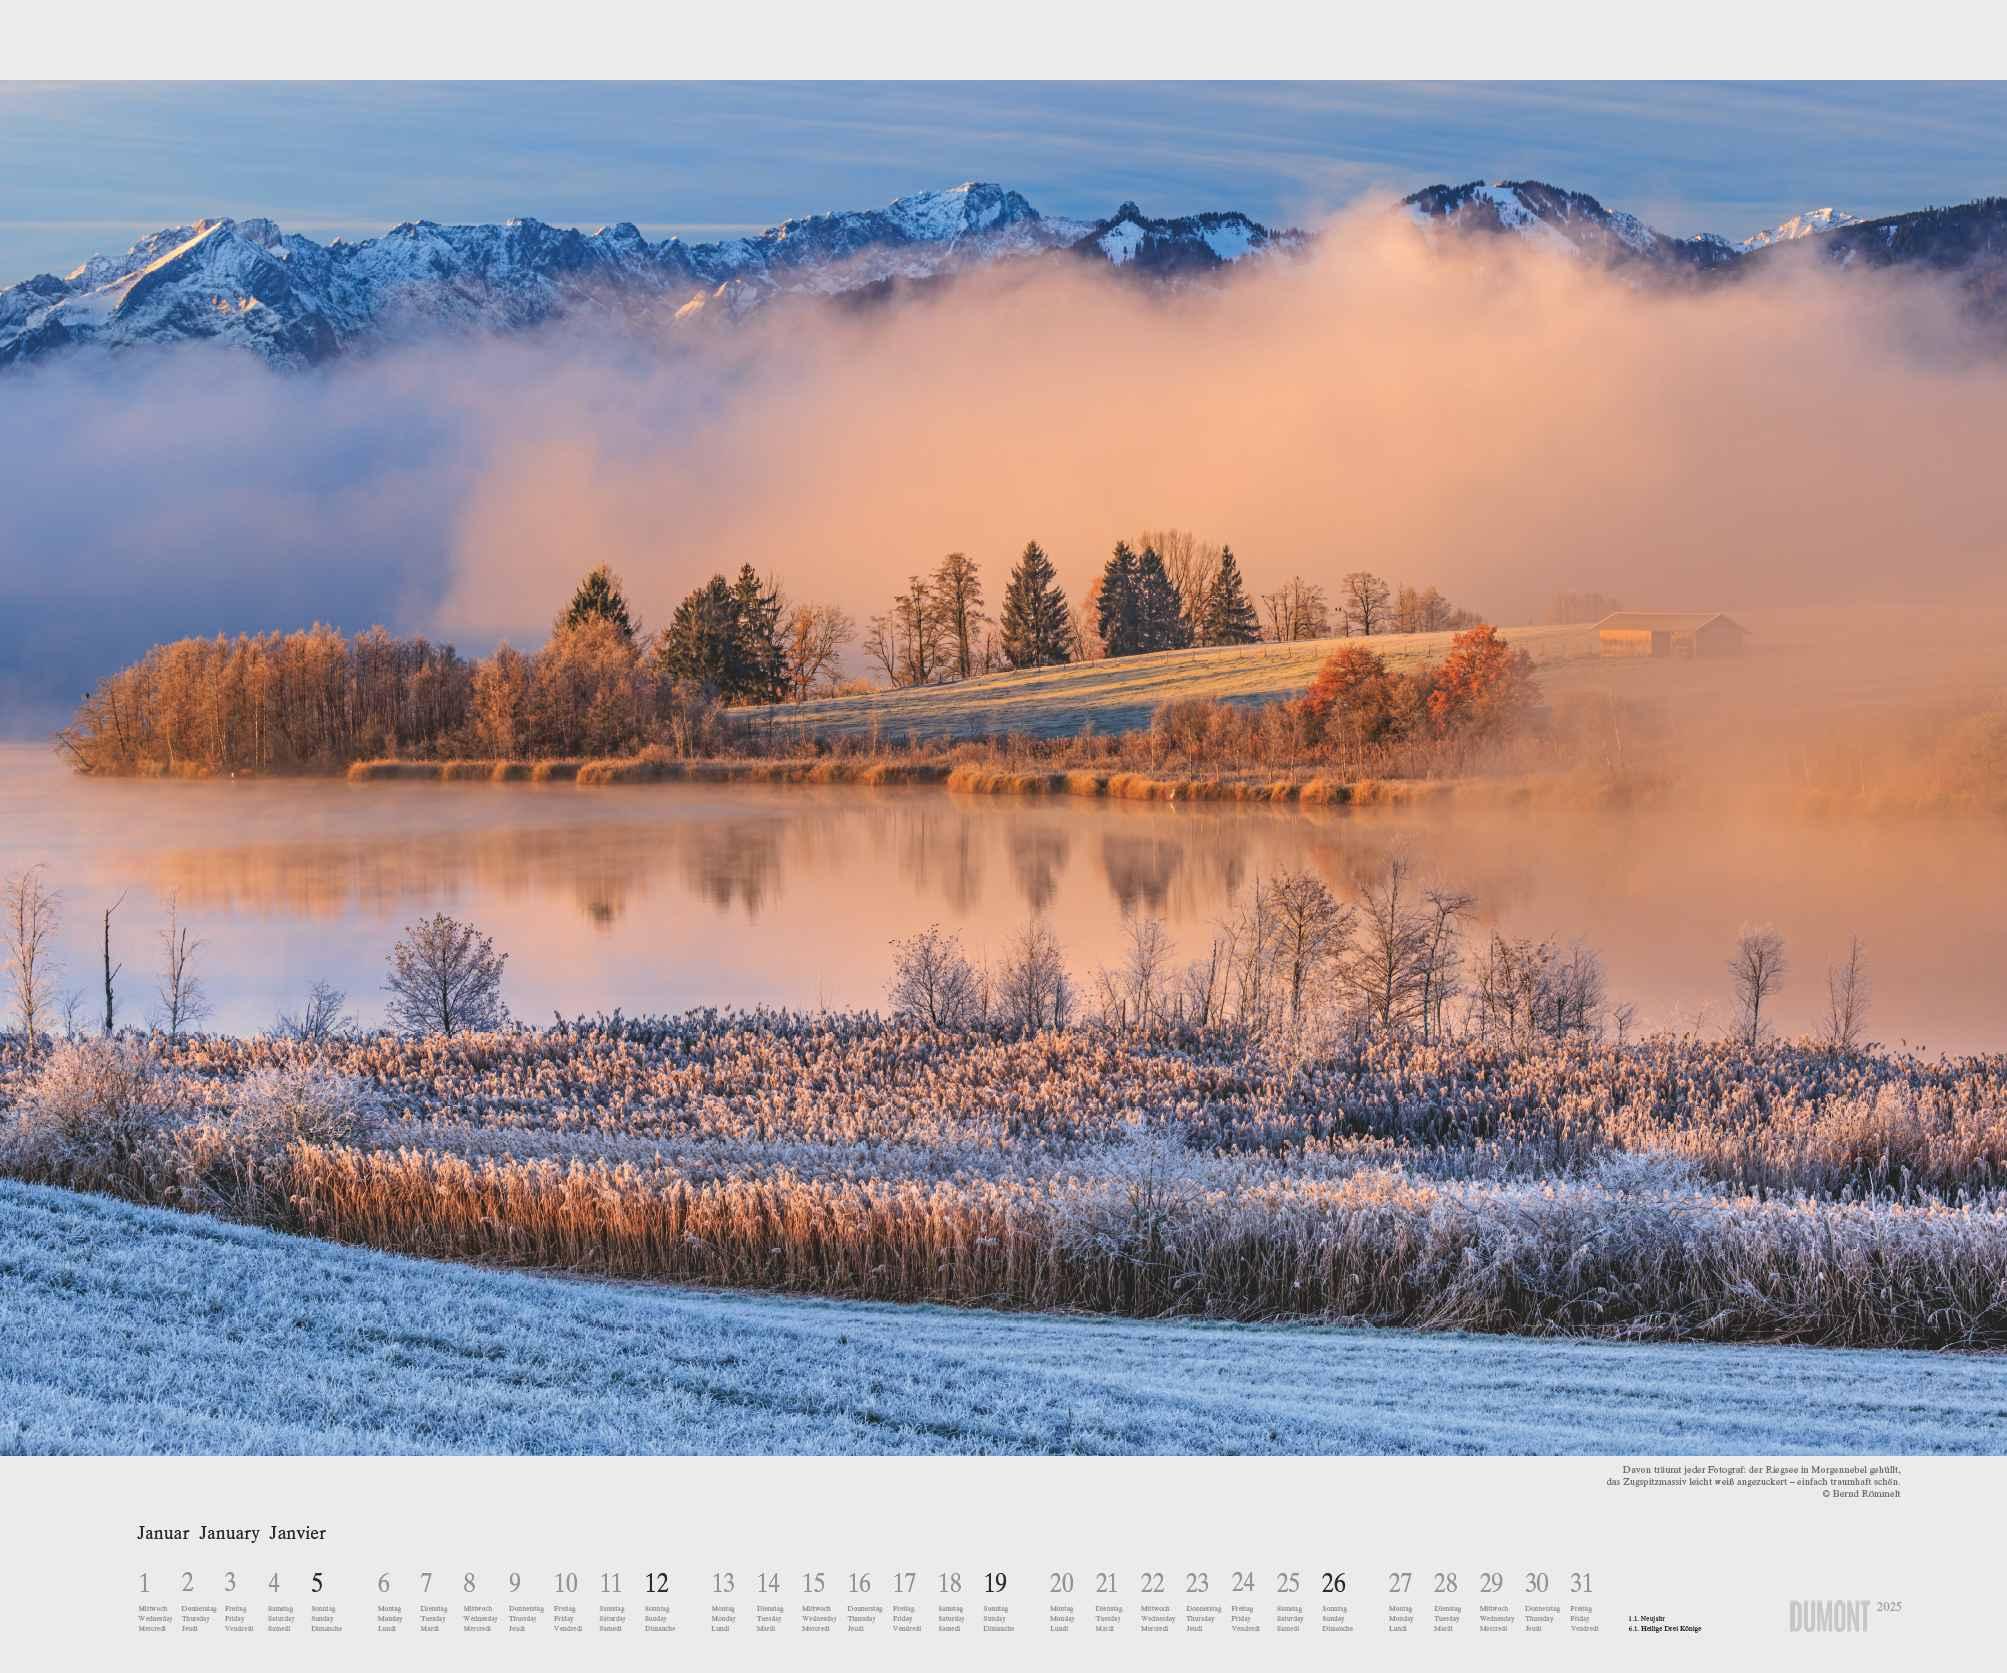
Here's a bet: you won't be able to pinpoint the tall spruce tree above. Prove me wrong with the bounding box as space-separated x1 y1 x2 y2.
728 564 787 704
654 567 787 704
557 564 637 645
1200 546 1261 646
999 541 1071 669
1133 546 1190 652
1096 543 1143 658
657 576 742 694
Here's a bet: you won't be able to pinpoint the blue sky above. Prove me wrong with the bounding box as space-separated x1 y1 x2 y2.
2 81 2003 283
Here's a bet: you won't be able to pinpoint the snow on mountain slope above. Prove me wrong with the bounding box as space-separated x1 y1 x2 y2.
1738 207 1863 251
0 182 1292 372
1075 201 1300 275
8 176 2000 374
1402 179 1738 272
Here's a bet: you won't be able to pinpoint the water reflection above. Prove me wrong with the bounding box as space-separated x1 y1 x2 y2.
1008 828 1070 914
2 745 2004 1052
1099 832 1184 916
680 820 788 918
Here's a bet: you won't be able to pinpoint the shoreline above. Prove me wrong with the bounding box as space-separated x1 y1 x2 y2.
57 750 1554 805
349 753 1501 806
58 753 2007 817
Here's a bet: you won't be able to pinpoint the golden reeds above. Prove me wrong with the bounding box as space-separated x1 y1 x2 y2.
7 1024 2007 1347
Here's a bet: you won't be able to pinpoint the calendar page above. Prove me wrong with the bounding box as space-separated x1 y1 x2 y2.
3 1456 1988 1664
5 12 2007 1672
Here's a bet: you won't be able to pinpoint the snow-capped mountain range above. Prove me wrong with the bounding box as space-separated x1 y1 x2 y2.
1402 179 1739 269
0 183 1297 371
1399 181 1876 265
4 177 2001 373
1401 181 2007 295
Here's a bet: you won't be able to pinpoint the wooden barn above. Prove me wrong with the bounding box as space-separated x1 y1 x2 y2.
1596 611 1748 659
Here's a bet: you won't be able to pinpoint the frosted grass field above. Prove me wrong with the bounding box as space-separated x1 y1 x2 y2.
742 625 1595 742
6 1179 2004 1457
8 1023 2007 1350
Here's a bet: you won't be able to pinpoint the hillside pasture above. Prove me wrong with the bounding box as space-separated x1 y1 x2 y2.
738 624 1597 744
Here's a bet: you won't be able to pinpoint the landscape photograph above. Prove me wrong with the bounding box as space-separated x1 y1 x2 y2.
5 78 2007 1458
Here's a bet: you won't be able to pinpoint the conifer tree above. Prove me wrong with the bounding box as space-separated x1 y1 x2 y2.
728 564 787 704
999 541 1072 669
1133 546 1191 652
1200 546 1261 646
557 564 637 645
657 576 742 694
1096 543 1143 658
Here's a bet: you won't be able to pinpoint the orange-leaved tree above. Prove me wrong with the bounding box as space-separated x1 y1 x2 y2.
1427 626 1536 738
1297 642 1399 747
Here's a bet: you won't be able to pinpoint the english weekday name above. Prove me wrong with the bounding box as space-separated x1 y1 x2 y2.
137 1525 327 1544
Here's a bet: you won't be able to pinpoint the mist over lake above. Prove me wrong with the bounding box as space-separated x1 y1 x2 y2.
2 745 1998 1052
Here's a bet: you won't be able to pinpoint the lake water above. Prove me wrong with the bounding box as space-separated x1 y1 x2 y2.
1 744 2001 1052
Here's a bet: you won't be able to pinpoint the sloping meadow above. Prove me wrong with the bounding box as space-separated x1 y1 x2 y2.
4 1017 2007 1349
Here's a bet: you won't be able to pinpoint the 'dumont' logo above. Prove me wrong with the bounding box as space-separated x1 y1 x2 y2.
1789 1599 1871 1633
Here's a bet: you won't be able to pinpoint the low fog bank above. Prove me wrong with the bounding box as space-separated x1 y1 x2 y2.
1532 599 2007 812
3 209 2006 721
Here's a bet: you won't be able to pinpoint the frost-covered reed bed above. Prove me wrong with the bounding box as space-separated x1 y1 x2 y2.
4 1020 2006 1348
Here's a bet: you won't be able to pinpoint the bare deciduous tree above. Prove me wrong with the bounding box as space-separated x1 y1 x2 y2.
861 613 901 687
1176 935 1228 1029
993 919 1073 1034
1391 583 1476 634
1215 883 1279 1032
1263 870 1353 1031
887 925 983 1029
1553 943 1608 1037
892 574 944 687
101 890 126 1036
3 864 59 1056
1066 596 1100 663
1729 925 1788 1047
276 980 356 1044
1096 916 1177 1031
1416 886 1476 1043
1261 576 1331 642
154 891 211 1041
1341 570 1393 636
929 552 986 682
1340 857 1431 1032
1472 934 1608 1045
385 914 510 1036
1823 936 1870 1052
782 603 856 703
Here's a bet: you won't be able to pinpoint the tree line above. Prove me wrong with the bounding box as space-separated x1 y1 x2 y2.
864 531 1482 689
60 540 1493 774
883 864 1865 1056
59 565 853 775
